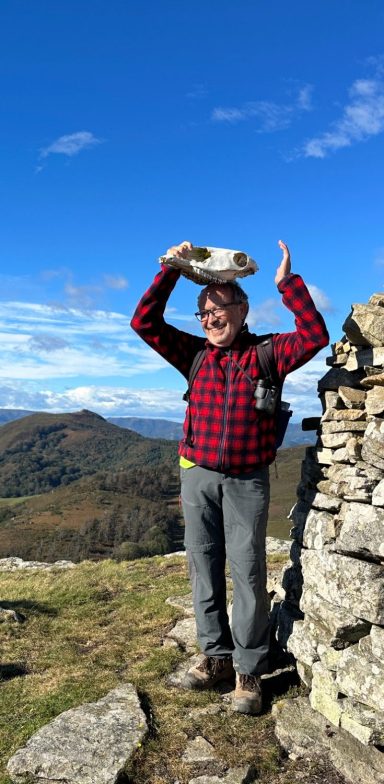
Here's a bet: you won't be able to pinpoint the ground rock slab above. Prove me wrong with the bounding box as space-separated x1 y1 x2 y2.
7 685 147 784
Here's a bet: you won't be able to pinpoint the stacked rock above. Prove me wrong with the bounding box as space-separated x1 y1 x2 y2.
275 294 384 777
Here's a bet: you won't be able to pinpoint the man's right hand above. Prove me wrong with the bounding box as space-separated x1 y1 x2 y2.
165 240 193 258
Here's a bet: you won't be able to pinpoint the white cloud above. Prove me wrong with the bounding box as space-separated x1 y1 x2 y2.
307 285 333 312
211 84 313 131
0 300 170 381
104 275 129 290
247 299 282 328
40 131 102 159
0 384 186 419
302 75 384 158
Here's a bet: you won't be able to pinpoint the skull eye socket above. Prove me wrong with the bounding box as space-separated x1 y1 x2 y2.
234 253 247 268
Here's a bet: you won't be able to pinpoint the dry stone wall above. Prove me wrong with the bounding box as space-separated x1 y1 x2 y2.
275 294 384 782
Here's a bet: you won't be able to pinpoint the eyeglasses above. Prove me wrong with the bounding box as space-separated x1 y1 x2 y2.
194 302 239 322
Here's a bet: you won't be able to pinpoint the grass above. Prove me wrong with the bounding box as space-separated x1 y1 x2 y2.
0 554 304 784
0 497 36 508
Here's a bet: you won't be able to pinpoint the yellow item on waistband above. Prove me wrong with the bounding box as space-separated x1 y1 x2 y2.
179 456 196 469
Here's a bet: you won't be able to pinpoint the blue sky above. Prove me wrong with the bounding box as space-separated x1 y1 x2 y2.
1 0 383 421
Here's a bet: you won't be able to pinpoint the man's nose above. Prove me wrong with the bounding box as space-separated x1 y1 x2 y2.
206 310 221 324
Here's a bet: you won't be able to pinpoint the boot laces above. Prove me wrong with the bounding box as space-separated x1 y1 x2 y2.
239 674 261 691
198 656 228 675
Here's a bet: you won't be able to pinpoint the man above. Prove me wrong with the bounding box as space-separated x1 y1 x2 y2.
131 240 329 714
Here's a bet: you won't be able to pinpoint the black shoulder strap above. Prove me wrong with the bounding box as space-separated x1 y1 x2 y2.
256 334 280 386
183 349 206 402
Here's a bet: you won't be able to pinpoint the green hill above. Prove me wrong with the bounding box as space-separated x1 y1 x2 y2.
0 409 177 497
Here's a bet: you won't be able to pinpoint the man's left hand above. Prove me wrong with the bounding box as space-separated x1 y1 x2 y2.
275 240 291 285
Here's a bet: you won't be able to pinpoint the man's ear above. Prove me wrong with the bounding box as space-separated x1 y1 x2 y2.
240 302 249 321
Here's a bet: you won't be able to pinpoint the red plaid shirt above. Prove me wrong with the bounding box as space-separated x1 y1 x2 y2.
131 266 329 473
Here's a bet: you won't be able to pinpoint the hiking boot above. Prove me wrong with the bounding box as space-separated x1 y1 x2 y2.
181 655 234 690
232 673 262 715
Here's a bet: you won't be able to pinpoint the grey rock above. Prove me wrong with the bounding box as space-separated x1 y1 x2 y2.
317 476 376 503
345 346 384 370
287 619 319 667
338 386 366 409
165 593 195 617
273 695 384 784
311 492 342 512
361 370 384 387
336 637 384 712
320 431 356 449
321 390 343 410
370 623 384 660
7 685 147 784
369 293 384 307
316 447 336 465
366 385 384 416
0 607 25 623
318 367 365 393
343 303 384 347
182 736 218 764
321 421 367 434
165 617 198 652
361 418 384 470
336 502 384 560
310 661 342 726
372 478 384 506
321 407 366 422
300 589 370 647
188 768 252 784
301 550 384 624
302 508 338 550
340 698 384 746
0 557 74 571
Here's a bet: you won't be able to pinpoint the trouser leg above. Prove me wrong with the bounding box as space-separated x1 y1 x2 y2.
223 467 270 675
180 466 234 657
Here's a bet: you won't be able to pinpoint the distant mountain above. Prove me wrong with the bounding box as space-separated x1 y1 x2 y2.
0 409 177 497
108 416 184 440
0 408 35 424
0 408 317 446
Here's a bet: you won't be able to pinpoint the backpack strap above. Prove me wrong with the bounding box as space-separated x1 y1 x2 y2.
255 333 280 386
183 348 206 403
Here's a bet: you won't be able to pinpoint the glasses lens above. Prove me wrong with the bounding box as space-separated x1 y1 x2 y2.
195 303 236 321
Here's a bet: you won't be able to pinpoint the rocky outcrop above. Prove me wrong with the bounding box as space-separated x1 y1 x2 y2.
275 294 384 783
0 557 74 571
7 685 147 784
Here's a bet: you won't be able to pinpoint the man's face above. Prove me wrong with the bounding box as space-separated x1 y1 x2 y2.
198 284 248 348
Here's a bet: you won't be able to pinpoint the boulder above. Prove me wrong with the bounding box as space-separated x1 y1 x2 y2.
300 589 370 647
342 303 384 347
336 637 384 712
336 502 384 560
7 685 147 784
301 550 384 625
273 695 384 784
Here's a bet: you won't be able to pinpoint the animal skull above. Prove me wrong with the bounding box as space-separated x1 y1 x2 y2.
159 246 258 284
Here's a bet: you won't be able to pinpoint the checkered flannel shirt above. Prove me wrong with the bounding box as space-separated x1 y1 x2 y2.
131 265 329 473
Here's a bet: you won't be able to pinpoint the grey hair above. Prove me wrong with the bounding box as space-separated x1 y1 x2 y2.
197 280 249 310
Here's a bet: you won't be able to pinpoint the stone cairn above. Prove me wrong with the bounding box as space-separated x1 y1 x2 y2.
273 294 384 784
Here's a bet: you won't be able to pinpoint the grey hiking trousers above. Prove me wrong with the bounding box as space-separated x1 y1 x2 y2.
180 464 270 676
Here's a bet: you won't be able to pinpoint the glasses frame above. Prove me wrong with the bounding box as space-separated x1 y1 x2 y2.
194 301 239 322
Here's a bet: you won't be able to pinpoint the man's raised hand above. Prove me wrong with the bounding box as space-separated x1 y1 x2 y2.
166 240 193 259
275 240 291 285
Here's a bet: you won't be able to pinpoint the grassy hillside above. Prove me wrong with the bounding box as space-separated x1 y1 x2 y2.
0 554 333 784
0 410 177 497
0 444 306 561
0 466 183 562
